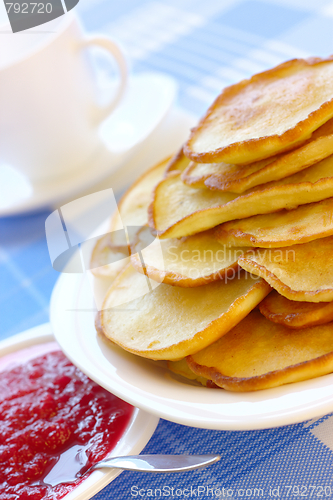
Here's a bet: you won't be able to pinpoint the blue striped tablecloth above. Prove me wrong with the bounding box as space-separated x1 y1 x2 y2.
1 0 333 498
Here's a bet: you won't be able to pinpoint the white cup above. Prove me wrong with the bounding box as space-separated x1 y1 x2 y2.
0 13 128 183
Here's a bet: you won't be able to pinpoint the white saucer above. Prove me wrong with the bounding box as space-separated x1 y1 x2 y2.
0 72 177 217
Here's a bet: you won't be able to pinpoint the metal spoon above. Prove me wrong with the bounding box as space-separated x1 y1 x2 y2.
43 454 221 486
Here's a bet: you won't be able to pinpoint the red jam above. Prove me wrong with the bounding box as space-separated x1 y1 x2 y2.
0 349 134 500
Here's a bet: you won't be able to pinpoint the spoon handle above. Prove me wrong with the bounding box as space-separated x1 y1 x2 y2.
90 454 221 474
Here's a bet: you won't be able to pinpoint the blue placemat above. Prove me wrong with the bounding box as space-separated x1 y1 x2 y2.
94 415 333 499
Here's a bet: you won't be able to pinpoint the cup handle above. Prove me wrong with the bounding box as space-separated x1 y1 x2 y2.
80 36 128 124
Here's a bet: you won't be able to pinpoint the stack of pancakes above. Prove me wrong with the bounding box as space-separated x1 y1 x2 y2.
93 57 333 392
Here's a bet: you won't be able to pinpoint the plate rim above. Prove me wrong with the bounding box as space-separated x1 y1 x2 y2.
50 269 333 431
0 323 159 500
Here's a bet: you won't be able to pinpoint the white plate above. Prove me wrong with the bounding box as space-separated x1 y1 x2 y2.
0 72 176 217
0 323 159 500
47 107 333 430
45 102 333 431
50 270 333 431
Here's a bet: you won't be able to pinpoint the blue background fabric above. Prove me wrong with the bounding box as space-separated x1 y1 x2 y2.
1 0 333 498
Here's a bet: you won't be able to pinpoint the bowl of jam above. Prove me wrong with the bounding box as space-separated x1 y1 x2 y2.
0 323 159 500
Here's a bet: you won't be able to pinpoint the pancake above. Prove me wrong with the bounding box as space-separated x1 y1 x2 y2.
130 226 247 287
164 146 191 175
181 157 273 190
238 235 333 302
167 359 212 387
183 129 333 193
90 234 130 279
185 57 333 164
149 156 333 238
187 310 333 391
259 290 333 329
215 197 333 248
109 157 168 248
100 264 270 360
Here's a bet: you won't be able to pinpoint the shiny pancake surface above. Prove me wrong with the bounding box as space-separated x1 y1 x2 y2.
215 197 333 248
238 235 333 302
185 57 333 164
131 226 247 287
259 290 333 329
187 310 333 391
100 265 270 360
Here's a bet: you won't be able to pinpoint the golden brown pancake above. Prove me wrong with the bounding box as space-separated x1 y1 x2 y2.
100 264 270 360
238 235 333 302
164 146 191 175
149 156 333 238
183 130 333 193
110 157 169 248
181 157 273 190
167 359 211 387
260 290 333 329
90 234 130 279
185 57 333 164
215 197 333 248
130 226 247 287
187 310 333 391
